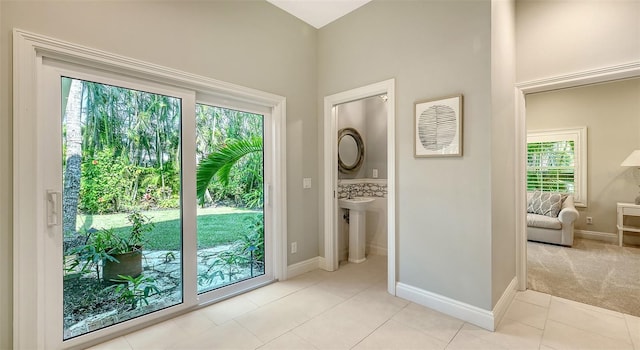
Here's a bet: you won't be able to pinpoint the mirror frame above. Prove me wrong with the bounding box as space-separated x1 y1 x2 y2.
338 127 365 174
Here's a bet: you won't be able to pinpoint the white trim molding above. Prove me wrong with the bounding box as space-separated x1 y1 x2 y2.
517 61 640 94
318 256 328 271
515 87 527 291
574 230 617 243
575 229 640 246
287 257 321 279
323 79 396 296
397 278 517 332
491 278 518 330
396 283 491 331
515 60 640 292
367 243 388 257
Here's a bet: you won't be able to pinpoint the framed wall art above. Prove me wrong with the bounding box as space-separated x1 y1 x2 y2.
414 94 463 157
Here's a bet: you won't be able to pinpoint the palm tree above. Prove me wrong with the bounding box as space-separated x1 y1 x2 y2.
196 137 263 203
62 79 84 235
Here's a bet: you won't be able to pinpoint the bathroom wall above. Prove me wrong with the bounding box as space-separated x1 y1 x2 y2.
337 99 367 179
364 96 388 179
336 95 389 259
337 95 388 179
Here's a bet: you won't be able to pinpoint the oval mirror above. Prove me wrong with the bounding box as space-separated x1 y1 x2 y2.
338 128 364 173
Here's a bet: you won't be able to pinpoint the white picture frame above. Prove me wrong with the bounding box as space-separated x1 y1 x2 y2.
414 94 463 157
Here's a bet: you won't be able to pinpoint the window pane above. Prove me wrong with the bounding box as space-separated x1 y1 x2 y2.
526 139 576 194
195 104 265 294
62 77 183 339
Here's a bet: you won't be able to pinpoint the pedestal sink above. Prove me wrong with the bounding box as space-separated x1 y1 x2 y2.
338 197 375 263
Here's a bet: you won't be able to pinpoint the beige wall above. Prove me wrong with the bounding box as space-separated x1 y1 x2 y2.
319 0 504 310
0 2 318 347
516 0 640 82
491 0 517 306
527 78 640 235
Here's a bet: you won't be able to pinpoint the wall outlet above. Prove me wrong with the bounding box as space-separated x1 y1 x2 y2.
291 242 297 254
372 169 378 178
586 216 593 225
303 178 312 189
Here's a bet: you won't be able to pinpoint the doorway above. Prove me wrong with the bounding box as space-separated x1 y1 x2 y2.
521 76 640 316
322 79 396 295
515 62 640 293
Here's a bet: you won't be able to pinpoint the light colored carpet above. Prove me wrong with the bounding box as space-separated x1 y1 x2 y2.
527 238 640 317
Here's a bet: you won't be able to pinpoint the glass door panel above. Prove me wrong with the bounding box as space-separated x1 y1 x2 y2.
195 104 265 294
61 77 184 339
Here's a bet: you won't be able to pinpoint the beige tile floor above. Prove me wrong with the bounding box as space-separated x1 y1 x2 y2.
90 255 640 350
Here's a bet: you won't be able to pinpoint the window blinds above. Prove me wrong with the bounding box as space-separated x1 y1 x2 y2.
526 140 576 193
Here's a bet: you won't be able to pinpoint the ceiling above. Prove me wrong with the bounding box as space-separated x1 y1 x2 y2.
266 0 372 29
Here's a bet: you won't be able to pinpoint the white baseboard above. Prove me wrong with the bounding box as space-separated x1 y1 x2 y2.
367 243 388 256
318 256 327 271
492 277 518 330
287 257 320 279
574 229 640 245
396 282 495 331
574 230 617 243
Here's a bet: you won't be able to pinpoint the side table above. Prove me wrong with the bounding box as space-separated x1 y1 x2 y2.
616 202 640 247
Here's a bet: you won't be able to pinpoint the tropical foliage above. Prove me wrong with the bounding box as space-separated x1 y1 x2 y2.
61 78 264 226
196 137 263 205
195 104 264 208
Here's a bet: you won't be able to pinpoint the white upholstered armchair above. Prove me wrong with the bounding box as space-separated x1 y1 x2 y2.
527 192 579 247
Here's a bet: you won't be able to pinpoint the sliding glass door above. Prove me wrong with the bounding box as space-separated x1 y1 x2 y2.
194 100 274 304
37 61 275 347
60 77 185 339
195 104 266 295
13 31 287 350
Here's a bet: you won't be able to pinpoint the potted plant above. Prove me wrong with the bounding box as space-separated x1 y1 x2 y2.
70 211 154 282
102 211 154 282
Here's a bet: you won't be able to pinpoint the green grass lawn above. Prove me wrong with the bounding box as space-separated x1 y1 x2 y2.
76 207 262 250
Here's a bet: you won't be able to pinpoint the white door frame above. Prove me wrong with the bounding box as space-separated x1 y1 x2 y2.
515 62 640 290
13 29 288 349
322 79 396 295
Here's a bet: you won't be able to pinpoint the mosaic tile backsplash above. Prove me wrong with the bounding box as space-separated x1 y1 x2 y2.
337 179 387 199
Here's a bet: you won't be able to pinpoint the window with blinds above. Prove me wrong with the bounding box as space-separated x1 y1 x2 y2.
527 140 575 193
527 127 587 207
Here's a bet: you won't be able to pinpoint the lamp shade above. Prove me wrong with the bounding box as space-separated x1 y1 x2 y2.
621 150 640 166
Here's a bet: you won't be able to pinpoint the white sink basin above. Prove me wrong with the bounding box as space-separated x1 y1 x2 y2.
338 197 374 211
338 197 375 264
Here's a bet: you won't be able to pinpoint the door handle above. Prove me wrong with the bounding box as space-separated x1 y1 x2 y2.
265 184 271 206
47 190 62 227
